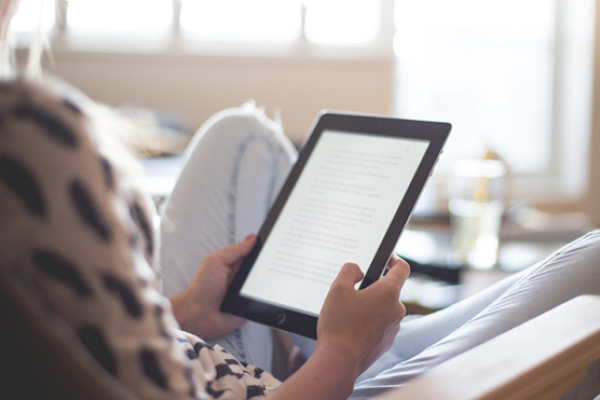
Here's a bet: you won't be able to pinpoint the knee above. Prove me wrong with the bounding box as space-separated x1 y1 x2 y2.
191 101 291 154
182 102 297 180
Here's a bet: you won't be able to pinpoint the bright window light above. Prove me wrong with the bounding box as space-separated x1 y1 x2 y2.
394 0 554 173
68 0 172 32
181 0 301 42
304 0 380 45
10 0 55 33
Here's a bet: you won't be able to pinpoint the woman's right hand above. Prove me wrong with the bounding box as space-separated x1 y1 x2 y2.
267 256 409 400
316 255 410 379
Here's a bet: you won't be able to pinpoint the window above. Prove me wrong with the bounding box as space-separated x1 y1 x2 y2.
394 0 595 201
304 0 381 45
10 0 55 33
67 0 172 33
395 0 554 173
12 0 386 50
180 0 300 42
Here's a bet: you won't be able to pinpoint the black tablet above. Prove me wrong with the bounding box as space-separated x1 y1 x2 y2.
222 112 451 339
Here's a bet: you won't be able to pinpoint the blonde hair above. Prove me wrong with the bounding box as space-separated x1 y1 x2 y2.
0 0 19 78
0 0 50 79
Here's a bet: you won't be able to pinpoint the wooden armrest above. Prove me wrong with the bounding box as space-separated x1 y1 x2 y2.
376 295 600 400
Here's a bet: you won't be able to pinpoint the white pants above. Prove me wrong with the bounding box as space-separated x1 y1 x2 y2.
160 104 600 399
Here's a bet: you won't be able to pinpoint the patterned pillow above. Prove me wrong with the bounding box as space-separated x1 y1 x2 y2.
0 79 279 400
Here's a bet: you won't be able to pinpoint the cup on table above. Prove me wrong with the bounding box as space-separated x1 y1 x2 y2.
448 159 506 270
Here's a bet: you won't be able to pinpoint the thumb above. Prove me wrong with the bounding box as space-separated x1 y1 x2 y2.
382 257 410 289
334 263 364 287
215 234 257 264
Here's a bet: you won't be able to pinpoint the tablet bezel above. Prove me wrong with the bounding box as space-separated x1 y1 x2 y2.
221 112 451 339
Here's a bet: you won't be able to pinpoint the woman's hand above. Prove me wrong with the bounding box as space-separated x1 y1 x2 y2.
268 256 409 400
317 255 410 378
169 234 256 339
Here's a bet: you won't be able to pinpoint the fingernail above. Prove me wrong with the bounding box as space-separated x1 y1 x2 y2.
245 234 256 241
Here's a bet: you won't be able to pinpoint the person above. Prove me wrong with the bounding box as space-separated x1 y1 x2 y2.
1 2 599 399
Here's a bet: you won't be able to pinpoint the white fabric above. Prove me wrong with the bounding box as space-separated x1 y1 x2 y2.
352 231 600 399
160 102 297 371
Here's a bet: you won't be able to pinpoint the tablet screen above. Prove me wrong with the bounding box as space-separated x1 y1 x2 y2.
240 130 430 316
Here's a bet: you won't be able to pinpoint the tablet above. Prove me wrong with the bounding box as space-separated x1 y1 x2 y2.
222 112 451 339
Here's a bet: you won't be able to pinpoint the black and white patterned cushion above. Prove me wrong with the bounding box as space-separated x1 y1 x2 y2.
0 79 280 400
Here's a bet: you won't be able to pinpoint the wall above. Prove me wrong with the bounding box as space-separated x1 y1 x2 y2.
44 51 394 144
588 1 600 226
27 39 600 222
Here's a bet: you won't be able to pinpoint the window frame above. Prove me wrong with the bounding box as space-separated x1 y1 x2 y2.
14 0 394 61
516 0 595 204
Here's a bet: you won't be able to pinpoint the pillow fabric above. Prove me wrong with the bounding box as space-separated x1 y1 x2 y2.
0 79 280 400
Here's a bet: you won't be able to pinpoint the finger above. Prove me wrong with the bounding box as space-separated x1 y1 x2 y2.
383 257 410 288
334 263 364 287
227 260 245 284
387 256 409 272
214 234 257 264
386 253 400 269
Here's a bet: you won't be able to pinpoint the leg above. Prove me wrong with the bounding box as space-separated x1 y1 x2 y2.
159 102 297 370
284 269 525 372
280 247 529 373
357 268 527 382
351 230 600 399
286 248 532 368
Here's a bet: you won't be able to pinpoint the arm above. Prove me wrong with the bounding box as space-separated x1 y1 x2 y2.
265 342 360 400
170 238 410 399
268 258 409 400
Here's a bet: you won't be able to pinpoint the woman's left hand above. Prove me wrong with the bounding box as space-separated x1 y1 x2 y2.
169 234 257 339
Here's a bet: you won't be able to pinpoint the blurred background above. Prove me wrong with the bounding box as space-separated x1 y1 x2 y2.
11 0 600 309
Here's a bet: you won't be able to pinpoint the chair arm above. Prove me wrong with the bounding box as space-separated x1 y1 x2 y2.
376 295 600 400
